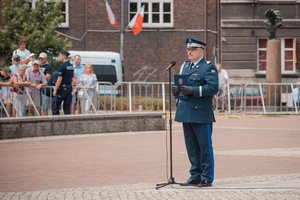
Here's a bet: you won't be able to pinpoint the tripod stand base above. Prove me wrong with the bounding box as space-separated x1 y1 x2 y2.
156 177 179 190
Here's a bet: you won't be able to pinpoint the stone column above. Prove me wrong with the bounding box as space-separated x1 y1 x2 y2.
266 39 281 109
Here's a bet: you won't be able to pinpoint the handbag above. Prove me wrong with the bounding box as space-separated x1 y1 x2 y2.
77 89 84 98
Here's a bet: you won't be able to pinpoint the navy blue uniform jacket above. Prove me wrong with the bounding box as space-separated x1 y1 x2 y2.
175 58 219 123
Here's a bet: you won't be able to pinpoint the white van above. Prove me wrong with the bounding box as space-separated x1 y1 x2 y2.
69 51 124 95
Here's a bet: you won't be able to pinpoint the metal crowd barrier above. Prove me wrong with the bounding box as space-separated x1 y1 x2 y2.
1 82 300 118
214 83 299 114
113 82 167 113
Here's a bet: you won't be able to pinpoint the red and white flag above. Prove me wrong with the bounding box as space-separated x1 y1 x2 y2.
128 5 145 36
105 0 118 28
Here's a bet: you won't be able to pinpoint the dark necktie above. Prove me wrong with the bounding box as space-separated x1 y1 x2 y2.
189 63 194 71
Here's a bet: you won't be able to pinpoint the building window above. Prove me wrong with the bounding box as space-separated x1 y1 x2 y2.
257 38 296 74
31 0 69 28
129 0 173 28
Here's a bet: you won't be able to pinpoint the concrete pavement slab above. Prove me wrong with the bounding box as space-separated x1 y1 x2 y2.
0 115 300 199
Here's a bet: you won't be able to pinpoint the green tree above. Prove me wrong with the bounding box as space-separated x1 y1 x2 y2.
0 0 72 66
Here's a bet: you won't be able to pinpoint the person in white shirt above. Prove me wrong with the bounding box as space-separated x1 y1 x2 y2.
216 63 229 112
12 39 31 65
292 82 300 106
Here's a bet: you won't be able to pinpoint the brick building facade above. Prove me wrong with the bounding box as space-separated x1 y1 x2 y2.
221 0 300 83
55 0 219 82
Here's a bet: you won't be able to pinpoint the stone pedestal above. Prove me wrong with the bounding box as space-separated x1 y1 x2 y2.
266 39 281 108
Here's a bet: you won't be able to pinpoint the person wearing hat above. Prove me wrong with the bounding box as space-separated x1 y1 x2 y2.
27 53 36 67
26 60 47 116
52 50 75 115
38 52 52 79
9 54 21 75
38 52 53 116
172 38 219 187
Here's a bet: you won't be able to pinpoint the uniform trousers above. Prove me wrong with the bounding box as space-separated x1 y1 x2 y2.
52 85 72 115
183 122 214 183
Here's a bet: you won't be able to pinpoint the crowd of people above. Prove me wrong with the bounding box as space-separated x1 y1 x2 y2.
0 39 98 117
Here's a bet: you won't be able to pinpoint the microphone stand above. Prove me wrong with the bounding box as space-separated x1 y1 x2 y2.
156 65 179 189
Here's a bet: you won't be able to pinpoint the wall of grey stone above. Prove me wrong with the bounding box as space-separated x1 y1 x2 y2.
0 113 165 139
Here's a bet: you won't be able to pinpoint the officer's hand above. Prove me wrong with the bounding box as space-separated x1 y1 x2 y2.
53 89 57 97
171 86 179 96
181 86 193 95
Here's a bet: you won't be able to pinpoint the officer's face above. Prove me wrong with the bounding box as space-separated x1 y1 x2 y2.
186 47 204 62
59 54 67 61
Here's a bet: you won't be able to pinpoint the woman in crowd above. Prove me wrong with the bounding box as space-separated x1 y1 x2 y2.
10 65 31 117
78 64 97 114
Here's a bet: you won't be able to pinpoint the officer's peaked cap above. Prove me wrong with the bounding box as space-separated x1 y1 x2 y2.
186 38 206 49
60 50 70 57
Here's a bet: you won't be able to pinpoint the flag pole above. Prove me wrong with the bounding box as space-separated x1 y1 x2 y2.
120 0 124 62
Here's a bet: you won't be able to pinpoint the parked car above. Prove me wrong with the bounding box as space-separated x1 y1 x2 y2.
229 86 263 108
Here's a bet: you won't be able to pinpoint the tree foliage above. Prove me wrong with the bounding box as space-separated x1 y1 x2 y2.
0 0 72 65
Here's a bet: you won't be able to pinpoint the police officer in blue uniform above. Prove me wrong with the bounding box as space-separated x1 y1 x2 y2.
52 50 75 115
172 38 219 187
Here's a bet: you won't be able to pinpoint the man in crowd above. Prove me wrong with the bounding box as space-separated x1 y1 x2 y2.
38 52 53 115
216 63 229 112
72 55 84 114
0 66 13 117
52 50 75 115
26 60 47 116
172 38 218 187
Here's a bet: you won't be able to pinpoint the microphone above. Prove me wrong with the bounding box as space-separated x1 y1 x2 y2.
166 61 176 70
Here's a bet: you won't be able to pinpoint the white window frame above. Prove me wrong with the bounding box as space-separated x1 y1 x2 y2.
257 38 296 74
129 0 174 28
257 38 267 73
281 38 296 74
31 0 69 28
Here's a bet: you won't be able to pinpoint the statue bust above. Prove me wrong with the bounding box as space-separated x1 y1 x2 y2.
264 9 282 39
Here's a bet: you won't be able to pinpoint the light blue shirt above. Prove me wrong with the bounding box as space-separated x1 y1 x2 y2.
79 73 97 98
293 87 300 104
73 64 84 84
9 64 20 75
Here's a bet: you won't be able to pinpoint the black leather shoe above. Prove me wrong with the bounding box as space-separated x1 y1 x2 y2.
180 178 201 186
201 180 212 187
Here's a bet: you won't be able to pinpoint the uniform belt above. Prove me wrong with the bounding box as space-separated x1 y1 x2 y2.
60 84 71 88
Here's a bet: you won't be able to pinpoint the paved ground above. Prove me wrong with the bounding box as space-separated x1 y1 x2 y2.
0 115 300 199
